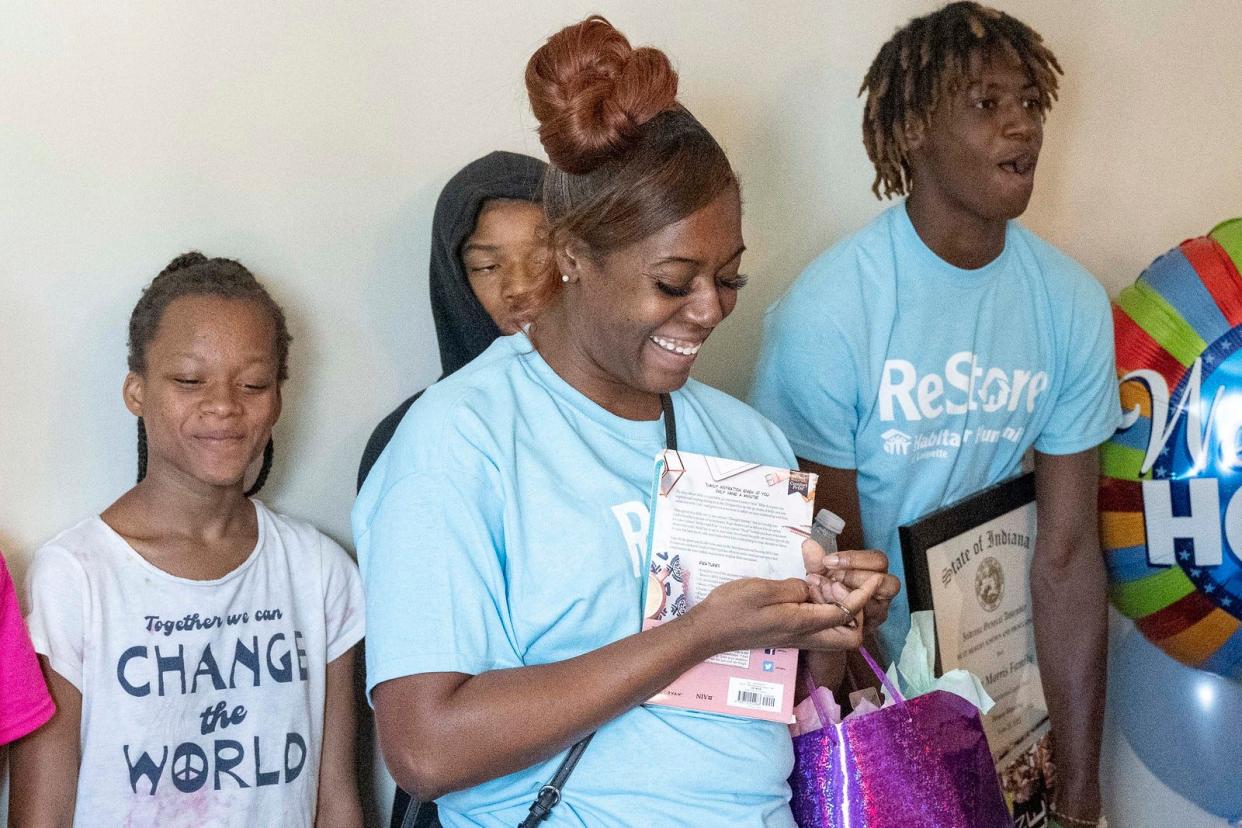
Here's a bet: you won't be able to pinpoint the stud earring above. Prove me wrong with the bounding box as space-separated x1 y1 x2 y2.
561 274 570 283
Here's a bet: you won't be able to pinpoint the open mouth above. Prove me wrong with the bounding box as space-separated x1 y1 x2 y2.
998 155 1036 176
649 335 703 357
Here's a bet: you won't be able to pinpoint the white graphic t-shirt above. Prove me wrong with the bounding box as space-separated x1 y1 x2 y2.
751 203 1121 657
25 500 365 828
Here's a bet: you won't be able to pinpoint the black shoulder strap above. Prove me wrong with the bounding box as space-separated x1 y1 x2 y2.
516 733 595 827
517 392 677 827
660 392 678 451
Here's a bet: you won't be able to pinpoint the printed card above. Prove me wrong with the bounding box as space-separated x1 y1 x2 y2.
643 449 817 722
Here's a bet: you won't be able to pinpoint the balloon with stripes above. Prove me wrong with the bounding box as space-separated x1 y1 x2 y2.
1102 218 1242 680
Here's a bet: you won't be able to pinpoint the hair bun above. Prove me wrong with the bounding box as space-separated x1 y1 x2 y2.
526 16 679 175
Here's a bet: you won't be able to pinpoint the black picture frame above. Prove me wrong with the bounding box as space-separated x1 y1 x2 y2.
898 470 1051 826
898 470 1035 670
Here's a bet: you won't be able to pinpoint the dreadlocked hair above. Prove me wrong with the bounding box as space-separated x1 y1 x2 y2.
859 1 1062 199
129 251 290 495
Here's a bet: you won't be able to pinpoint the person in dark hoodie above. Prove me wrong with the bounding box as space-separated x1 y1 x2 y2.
357 150 547 492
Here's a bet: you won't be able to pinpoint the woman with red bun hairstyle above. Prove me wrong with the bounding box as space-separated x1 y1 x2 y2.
355 16 898 827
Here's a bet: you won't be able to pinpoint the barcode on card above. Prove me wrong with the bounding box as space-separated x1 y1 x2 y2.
726 677 782 712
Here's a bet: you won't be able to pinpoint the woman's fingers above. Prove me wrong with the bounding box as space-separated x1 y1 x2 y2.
794 573 886 650
799 572 882 628
738 576 815 609
803 573 828 604
825 579 851 603
717 573 892 652
820 574 898 626
822 548 889 574
821 570 901 602
801 538 826 575
838 572 884 616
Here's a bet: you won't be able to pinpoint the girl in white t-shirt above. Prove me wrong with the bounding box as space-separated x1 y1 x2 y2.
11 253 365 827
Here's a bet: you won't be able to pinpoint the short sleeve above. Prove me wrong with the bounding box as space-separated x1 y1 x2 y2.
24 545 89 692
1035 278 1123 455
354 465 516 700
320 536 365 663
0 559 55 744
750 298 860 469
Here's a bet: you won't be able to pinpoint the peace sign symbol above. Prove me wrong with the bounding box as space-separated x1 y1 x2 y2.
173 750 205 781
170 744 208 793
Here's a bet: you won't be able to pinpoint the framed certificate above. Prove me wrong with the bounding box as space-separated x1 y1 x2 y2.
900 472 1053 828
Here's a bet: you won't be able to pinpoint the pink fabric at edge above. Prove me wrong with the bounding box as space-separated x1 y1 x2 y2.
0 555 55 744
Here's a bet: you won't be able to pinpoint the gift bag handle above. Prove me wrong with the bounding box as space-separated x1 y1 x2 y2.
802 645 906 726
857 646 905 704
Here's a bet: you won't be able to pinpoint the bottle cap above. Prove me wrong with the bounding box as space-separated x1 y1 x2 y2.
813 509 845 537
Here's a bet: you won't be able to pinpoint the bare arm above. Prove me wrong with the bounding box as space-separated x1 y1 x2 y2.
315 646 363 828
374 574 882 802
1031 448 1107 822
8 658 80 828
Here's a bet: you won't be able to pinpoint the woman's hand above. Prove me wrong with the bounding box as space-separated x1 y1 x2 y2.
802 540 901 627
687 573 884 655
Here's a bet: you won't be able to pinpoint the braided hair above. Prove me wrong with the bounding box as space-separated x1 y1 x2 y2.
859 1 1062 199
128 252 290 496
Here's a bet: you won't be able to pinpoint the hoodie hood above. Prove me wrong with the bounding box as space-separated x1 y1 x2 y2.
430 150 547 375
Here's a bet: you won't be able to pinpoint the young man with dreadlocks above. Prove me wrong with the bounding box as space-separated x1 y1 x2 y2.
752 4 1119 826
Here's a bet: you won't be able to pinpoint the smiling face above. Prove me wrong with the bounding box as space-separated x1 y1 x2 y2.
909 46 1045 226
462 198 546 335
124 295 282 492
556 185 745 415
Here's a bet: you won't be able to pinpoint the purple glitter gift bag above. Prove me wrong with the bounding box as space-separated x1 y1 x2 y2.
790 648 1011 828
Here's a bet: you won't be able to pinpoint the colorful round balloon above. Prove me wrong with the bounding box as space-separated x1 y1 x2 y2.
1101 218 1242 680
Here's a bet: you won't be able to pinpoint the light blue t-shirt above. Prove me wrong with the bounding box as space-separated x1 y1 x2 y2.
354 332 799 828
750 203 1121 658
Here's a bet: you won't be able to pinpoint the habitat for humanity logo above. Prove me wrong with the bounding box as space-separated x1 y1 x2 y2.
881 428 911 455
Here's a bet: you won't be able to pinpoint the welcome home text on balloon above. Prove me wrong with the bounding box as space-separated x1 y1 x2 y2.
1122 359 1242 567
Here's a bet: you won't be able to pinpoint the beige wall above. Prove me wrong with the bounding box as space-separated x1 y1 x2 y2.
2 2 1238 824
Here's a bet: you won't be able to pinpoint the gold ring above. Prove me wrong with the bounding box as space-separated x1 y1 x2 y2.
828 600 858 629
